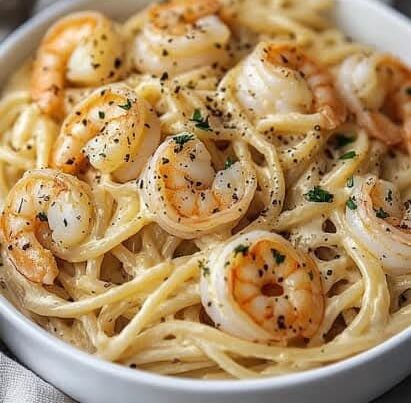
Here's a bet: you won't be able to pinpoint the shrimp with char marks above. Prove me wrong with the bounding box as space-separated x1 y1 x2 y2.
52 84 160 182
200 230 324 342
133 0 231 75
141 133 257 239
235 42 346 132
338 53 411 151
31 11 126 120
1 169 94 285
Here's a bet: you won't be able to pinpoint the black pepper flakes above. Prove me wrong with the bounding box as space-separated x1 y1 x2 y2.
114 58 122 69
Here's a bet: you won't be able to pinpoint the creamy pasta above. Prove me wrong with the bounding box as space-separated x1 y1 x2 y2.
1 0 411 380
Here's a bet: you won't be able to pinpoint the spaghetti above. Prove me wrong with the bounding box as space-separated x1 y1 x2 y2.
1 0 411 380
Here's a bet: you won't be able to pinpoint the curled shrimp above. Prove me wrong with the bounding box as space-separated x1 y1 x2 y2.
338 53 411 150
236 42 346 131
346 175 411 275
141 133 257 239
31 11 126 120
1 169 94 284
51 84 160 182
200 230 324 342
133 0 231 75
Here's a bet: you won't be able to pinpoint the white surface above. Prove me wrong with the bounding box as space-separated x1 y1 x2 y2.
0 351 72 403
1 1 411 403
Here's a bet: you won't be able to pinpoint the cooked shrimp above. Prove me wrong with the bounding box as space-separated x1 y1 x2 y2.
338 53 411 150
1 169 94 284
31 11 126 120
236 42 346 131
200 230 324 342
346 175 411 275
52 84 160 182
133 0 231 75
142 133 257 239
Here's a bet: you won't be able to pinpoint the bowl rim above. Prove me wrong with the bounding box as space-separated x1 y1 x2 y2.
2 293 411 393
1 0 411 394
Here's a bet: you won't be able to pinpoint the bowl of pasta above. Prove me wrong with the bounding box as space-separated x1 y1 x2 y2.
1 0 411 402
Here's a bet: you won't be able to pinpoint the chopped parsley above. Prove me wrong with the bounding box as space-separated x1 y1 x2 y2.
190 109 212 131
173 133 194 152
234 244 249 256
224 157 235 170
346 197 357 210
335 134 355 149
199 261 210 277
192 109 202 122
271 249 286 264
347 176 354 188
304 186 334 203
118 98 132 110
36 212 48 222
340 150 357 160
375 207 389 219
98 111 105 119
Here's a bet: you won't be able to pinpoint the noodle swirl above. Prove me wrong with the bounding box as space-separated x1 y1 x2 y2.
0 0 410 380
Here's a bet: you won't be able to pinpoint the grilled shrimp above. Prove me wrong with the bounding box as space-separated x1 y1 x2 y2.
200 230 324 342
1 169 94 284
346 175 411 275
236 42 346 130
338 53 411 150
52 84 160 182
141 134 257 239
133 0 231 75
31 11 126 120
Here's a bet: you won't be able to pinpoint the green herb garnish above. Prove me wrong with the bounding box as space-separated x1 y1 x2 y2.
304 186 334 203
234 244 249 256
346 197 357 210
98 111 105 119
190 109 212 131
340 151 357 160
375 207 389 219
347 176 354 188
173 133 194 151
224 157 235 170
271 249 286 264
199 261 210 277
335 134 355 149
118 98 132 110
192 109 202 122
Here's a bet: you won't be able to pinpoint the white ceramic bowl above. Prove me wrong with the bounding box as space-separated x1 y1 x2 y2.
1 1 411 402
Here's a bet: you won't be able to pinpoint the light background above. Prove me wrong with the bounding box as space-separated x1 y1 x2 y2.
0 0 410 402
